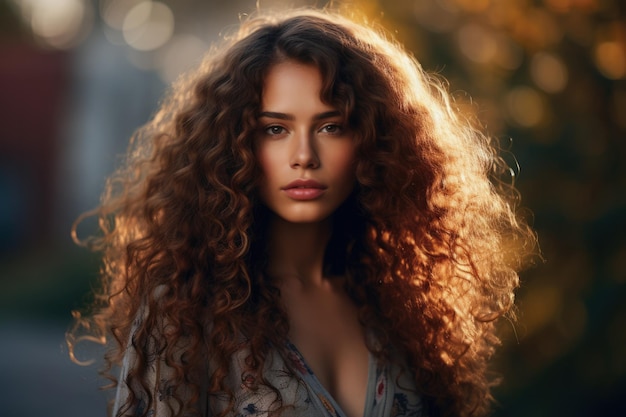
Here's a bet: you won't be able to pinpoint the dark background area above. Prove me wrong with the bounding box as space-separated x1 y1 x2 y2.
0 1 624 416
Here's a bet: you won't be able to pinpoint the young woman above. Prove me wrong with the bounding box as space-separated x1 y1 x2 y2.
68 8 536 417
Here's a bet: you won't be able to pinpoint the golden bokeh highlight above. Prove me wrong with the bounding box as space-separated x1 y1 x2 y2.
506 86 546 128
457 23 498 63
594 41 626 79
530 52 569 93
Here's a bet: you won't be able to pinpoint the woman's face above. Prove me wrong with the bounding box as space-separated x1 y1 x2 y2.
256 60 356 224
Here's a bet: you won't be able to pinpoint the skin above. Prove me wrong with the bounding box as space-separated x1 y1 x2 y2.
256 61 369 417
256 61 357 226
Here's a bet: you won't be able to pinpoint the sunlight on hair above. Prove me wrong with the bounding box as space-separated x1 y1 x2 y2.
66 311 107 366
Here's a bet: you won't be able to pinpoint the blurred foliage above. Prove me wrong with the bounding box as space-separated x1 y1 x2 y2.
0 0 624 416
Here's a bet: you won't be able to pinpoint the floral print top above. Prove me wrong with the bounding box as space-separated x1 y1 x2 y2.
272 341 425 417
113 334 425 417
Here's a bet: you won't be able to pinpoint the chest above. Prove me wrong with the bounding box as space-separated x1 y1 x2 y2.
281 284 370 417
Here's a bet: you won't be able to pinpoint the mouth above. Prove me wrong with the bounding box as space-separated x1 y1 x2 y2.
282 179 327 190
282 179 327 200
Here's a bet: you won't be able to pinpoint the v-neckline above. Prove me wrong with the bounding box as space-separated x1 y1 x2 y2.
284 340 376 417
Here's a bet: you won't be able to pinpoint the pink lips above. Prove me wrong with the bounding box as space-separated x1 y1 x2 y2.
282 179 327 200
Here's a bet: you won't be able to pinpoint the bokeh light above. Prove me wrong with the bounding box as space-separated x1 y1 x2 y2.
506 86 546 128
457 23 498 64
122 1 174 51
11 0 93 49
594 41 626 79
531 52 569 93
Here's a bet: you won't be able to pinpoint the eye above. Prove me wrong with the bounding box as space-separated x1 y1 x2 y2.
265 125 287 135
319 123 343 135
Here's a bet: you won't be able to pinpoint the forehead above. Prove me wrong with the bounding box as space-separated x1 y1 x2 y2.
261 61 331 109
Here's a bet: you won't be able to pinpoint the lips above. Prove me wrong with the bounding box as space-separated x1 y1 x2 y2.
282 179 327 200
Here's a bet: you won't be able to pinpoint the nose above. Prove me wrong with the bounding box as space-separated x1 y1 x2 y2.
290 130 320 169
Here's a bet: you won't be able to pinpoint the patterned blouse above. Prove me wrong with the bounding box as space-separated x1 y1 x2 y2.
113 328 425 417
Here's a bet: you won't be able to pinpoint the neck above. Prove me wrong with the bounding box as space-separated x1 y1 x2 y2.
265 215 333 286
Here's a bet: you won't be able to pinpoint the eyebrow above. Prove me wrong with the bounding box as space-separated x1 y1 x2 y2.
258 110 341 121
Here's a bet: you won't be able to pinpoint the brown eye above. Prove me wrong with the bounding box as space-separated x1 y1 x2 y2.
265 125 287 135
319 124 342 134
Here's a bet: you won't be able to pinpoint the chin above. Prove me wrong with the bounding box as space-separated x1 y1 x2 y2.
275 209 334 225
281 216 331 225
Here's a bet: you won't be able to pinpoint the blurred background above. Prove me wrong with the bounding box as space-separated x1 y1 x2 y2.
0 0 624 416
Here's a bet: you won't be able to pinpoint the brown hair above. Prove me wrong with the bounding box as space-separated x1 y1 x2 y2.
68 8 536 417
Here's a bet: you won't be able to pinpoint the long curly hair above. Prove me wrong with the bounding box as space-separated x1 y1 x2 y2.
68 8 536 417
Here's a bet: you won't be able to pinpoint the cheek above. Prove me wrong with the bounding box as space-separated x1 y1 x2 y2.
331 145 357 181
256 146 286 203
256 146 277 180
